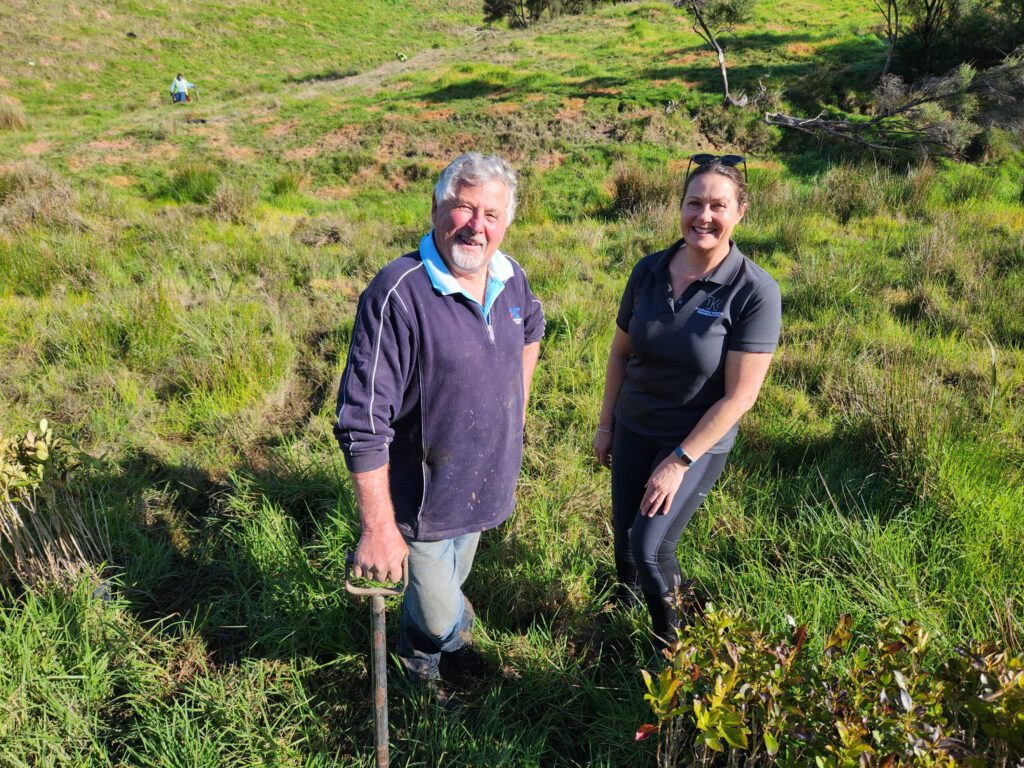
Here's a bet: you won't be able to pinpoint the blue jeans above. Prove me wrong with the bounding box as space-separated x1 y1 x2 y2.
397 532 480 681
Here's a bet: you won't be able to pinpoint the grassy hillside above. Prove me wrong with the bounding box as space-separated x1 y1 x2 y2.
1 0 1023 764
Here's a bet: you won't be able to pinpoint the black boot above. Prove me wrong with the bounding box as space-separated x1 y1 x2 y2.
613 554 642 609
643 591 682 652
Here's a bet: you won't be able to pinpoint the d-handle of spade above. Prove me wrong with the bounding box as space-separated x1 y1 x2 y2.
345 553 408 768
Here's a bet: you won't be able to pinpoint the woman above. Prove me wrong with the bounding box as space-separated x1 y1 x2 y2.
593 156 781 649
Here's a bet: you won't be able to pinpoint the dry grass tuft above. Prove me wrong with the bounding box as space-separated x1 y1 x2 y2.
0 161 86 232
610 161 677 217
210 181 259 224
1 420 110 589
0 96 28 131
291 214 354 247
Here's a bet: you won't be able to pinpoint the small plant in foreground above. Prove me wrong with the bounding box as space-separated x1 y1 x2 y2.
0 420 110 589
638 600 1024 766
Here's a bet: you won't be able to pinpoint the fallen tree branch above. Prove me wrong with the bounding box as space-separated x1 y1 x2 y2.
765 49 1024 155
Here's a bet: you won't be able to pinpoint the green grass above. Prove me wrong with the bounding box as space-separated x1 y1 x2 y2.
1 0 1023 764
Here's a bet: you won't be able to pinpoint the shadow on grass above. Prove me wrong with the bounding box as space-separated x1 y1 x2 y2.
283 67 359 84
418 78 509 103
99 449 365 665
733 417 919 526
91 445 655 764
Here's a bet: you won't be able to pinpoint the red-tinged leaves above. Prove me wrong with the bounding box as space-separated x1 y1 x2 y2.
638 602 1023 766
787 623 808 667
635 724 658 741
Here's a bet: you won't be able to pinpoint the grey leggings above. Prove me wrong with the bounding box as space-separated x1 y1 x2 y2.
611 423 730 596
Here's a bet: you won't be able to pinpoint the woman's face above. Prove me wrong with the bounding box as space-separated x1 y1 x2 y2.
680 172 746 256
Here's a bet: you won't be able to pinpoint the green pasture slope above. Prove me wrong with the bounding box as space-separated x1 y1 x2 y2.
1 0 1023 763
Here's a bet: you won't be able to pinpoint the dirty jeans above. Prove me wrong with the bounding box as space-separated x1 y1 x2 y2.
397 532 479 681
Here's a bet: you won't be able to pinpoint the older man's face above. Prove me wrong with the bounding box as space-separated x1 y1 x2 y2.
431 179 511 275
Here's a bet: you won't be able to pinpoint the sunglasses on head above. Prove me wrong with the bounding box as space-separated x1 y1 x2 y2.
685 153 748 185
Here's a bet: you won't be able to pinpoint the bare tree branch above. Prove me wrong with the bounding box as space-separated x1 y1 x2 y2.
673 0 750 107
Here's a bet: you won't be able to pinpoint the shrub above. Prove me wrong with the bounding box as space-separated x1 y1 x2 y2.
695 105 780 154
0 420 110 589
638 595 1024 767
0 162 85 232
484 0 597 28
0 95 28 131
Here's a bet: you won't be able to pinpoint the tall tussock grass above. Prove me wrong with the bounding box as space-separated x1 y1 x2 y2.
809 162 909 223
0 95 28 131
153 164 222 204
0 162 85 232
610 161 678 218
210 181 258 224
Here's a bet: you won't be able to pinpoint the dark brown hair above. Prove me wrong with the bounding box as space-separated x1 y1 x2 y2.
682 161 748 208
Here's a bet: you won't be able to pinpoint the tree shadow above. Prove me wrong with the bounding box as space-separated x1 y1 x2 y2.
283 67 359 84
417 78 509 103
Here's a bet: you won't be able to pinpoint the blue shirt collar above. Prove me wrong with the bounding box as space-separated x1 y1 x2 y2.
419 231 513 315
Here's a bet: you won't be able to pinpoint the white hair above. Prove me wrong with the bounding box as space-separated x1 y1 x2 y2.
433 152 518 223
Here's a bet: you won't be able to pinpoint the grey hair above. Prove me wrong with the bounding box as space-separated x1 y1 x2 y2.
433 152 518 222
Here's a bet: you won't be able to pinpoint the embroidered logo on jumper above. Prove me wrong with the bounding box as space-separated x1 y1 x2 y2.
695 297 723 318
509 306 523 324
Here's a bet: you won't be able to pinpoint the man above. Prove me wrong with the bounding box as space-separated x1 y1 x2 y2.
169 73 195 103
335 152 544 687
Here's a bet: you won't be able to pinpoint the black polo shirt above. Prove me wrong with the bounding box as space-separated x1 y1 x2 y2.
614 239 781 451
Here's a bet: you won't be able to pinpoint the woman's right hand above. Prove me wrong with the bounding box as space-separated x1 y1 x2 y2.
593 428 613 467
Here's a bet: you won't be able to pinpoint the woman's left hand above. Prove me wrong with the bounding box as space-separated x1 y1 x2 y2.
640 455 688 517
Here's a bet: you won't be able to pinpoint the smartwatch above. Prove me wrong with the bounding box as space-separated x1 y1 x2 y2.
673 446 694 467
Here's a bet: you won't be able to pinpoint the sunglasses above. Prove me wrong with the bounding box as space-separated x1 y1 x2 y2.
685 153 748 185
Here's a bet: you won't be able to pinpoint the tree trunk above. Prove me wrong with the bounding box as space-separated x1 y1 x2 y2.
686 0 747 107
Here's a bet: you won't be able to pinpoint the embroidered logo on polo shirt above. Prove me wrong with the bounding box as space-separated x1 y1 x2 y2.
509 306 523 324
695 297 723 318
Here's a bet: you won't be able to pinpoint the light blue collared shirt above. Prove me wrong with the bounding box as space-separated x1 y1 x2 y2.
419 231 513 320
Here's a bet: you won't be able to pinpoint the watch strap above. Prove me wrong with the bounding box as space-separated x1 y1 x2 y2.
674 446 694 466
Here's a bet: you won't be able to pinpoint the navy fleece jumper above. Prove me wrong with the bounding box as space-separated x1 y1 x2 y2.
335 235 544 542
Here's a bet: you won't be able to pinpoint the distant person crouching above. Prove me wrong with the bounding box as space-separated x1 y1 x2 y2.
169 73 195 103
